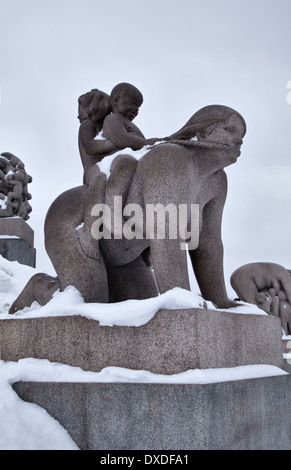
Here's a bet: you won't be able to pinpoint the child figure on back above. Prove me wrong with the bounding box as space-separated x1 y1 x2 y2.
78 83 160 259
103 82 159 150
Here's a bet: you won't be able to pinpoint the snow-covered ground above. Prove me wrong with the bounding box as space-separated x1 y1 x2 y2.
0 255 289 450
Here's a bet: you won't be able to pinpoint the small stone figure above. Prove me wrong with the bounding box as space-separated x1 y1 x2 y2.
78 88 116 186
0 152 32 220
103 83 160 149
77 89 116 258
78 84 160 258
231 262 291 335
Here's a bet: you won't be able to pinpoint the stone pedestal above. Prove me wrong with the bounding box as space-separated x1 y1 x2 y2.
13 374 291 450
2 307 288 450
0 309 284 374
0 218 36 267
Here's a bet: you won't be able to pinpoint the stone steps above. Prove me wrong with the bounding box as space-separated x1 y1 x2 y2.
2 308 289 450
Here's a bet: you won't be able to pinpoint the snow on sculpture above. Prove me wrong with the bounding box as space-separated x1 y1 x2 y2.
9 84 246 314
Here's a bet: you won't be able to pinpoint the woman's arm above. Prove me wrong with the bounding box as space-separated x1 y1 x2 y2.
189 171 237 308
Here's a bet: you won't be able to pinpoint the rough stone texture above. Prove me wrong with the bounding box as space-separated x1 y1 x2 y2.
283 360 291 373
13 374 291 450
45 104 246 307
0 152 32 220
0 309 284 374
0 218 36 267
10 101 247 313
282 338 291 354
231 262 291 335
0 238 36 268
283 338 291 372
0 218 34 245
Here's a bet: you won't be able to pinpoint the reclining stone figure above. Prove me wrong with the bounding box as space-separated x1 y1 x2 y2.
231 262 291 335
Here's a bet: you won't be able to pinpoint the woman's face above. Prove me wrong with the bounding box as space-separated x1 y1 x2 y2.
202 114 245 147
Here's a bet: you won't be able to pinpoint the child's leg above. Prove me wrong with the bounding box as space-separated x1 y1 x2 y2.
106 154 138 211
78 167 107 259
79 157 138 259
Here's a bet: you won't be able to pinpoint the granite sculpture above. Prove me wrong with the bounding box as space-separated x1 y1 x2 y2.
9 84 246 314
231 262 291 335
0 152 35 267
0 152 32 220
77 84 161 259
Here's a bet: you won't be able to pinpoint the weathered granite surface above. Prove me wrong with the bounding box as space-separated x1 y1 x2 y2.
11 99 247 312
0 152 32 220
0 218 34 245
0 218 36 267
0 308 284 374
13 374 291 450
231 262 291 335
0 238 36 267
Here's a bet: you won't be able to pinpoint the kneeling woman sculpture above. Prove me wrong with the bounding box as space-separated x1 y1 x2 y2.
9 86 246 314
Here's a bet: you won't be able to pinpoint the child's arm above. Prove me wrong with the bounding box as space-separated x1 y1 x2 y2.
79 119 118 156
103 114 158 150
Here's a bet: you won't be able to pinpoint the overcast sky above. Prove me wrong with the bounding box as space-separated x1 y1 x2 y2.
1 0 291 297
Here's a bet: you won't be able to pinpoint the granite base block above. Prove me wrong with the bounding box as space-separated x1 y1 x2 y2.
0 218 36 267
0 218 34 246
13 374 291 450
0 308 284 374
0 238 36 267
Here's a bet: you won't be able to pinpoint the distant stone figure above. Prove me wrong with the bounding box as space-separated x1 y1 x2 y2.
231 262 291 335
9 86 246 314
0 152 32 220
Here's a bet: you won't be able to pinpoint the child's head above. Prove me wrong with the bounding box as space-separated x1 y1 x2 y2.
78 89 111 123
110 83 143 121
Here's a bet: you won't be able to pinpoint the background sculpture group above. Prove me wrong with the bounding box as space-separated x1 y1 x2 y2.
231 262 291 335
0 152 32 220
